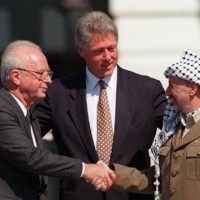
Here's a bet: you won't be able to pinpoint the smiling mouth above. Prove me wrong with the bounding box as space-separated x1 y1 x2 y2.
41 88 48 92
101 62 113 68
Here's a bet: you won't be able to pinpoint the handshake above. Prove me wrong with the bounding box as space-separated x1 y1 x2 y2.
82 161 116 191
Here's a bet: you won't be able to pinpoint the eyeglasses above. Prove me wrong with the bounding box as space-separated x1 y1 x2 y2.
16 68 53 81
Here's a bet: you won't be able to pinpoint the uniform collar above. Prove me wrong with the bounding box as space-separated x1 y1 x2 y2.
180 108 200 128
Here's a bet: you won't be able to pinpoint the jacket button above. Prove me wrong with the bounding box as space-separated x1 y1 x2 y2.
171 170 179 177
173 153 179 159
170 188 175 195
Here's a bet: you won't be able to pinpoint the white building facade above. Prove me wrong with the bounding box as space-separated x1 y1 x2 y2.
109 0 200 88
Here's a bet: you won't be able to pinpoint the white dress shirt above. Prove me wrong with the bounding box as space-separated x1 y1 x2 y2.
86 66 117 148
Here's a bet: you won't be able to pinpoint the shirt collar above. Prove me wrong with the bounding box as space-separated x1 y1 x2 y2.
180 108 200 128
86 66 117 90
9 92 27 116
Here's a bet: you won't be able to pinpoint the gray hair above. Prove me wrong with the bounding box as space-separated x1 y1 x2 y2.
0 40 41 86
75 11 118 47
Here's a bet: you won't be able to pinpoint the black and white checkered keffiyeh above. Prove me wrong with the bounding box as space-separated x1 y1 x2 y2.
149 49 200 200
149 98 180 163
165 49 200 83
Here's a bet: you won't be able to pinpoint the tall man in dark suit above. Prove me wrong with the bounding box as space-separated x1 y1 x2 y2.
35 11 166 200
0 40 115 200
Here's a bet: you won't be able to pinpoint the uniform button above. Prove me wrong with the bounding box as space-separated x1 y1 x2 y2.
171 170 179 177
170 188 175 195
173 153 179 159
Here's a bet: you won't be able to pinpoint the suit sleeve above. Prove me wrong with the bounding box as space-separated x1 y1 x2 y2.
0 106 82 180
111 163 154 194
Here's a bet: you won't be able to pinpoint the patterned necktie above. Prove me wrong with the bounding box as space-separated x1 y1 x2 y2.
97 80 113 164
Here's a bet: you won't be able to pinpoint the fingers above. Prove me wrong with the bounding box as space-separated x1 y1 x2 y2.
91 177 107 191
102 170 116 189
83 162 116 191
108 168 116 182
97 160 116 188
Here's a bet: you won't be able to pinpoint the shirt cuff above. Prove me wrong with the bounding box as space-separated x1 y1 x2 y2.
80 162 85 177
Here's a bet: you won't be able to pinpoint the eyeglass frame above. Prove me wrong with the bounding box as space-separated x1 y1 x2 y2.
16 68 53 81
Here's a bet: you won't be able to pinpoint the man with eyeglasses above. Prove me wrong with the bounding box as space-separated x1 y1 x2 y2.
0 40 115 200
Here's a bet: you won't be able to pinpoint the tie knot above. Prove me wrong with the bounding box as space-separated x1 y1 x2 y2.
98 80 106 89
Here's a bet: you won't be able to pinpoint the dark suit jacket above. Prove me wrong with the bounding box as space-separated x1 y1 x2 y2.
35 66 166 200
0 88 82 200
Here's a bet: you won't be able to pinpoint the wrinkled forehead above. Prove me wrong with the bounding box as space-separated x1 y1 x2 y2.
168 75 193 86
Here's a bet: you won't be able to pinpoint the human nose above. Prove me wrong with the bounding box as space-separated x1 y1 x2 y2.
103 50 111 60
43 75 52 84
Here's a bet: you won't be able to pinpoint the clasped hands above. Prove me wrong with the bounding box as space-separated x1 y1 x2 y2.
83 161 116 191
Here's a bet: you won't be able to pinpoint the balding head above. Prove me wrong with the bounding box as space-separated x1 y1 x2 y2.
0 40 42 86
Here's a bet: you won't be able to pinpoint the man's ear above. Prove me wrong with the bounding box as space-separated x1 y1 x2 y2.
76 44 84 58
190 83 198 97
10 69 21 86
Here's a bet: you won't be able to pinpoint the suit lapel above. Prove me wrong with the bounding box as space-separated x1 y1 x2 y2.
67 71 98 162
1 88 34 141
174 120 200 150
111 67 133 162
